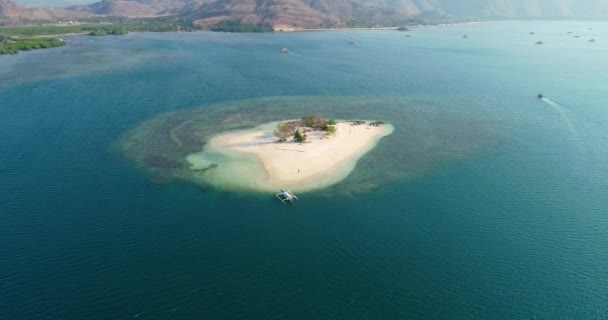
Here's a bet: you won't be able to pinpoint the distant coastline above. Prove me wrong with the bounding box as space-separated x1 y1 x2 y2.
0 20 479 55
274 20 485 32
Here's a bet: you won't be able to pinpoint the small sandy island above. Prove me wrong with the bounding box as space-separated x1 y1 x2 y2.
187 116 393 192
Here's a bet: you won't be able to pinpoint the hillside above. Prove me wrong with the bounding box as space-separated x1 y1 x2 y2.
67 0 208 16
3 0 608 30
187 0 340 28
64 0 425 29
65 0 608 26
0 0 90 24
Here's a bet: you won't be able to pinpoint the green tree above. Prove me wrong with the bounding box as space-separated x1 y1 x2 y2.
294 129 306 143
209 20 273 33
88 29 108 36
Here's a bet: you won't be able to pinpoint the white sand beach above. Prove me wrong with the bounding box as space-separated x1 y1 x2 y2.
187 120 393 192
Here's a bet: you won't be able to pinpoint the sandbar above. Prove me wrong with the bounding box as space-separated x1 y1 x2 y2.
186 120 393 192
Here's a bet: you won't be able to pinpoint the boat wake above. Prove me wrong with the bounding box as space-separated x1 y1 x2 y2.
543 97 577 111
540 97 580 139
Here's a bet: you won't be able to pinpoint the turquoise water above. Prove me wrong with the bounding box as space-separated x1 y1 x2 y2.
1 21 608 319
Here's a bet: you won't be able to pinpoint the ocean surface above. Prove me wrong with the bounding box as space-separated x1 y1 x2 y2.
1 21 607 319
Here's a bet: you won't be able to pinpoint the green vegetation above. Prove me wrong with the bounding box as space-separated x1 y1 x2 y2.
209 20 273 33
326 125 337 135
325 118 337 135
0 16 193 38
0 25 85 37
0 23 189 38
0 36 64 55
274 115 339 141
87 26 128 36
294 129 306 143
0 16 195 55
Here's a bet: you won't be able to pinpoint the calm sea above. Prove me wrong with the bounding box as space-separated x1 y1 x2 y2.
1 21 607 319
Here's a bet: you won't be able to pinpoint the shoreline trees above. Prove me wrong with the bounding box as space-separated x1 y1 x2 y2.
0 37 64 55
274 115 338 142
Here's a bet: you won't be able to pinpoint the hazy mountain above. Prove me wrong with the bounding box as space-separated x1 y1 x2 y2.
67 0 209 16
65 0 608 20
3 0 607 29
0 0 89 22
186 0 339 28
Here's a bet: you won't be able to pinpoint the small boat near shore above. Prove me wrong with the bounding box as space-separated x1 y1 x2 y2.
276 189 298 203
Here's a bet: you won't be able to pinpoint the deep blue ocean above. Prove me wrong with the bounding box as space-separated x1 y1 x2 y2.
1 21 607 319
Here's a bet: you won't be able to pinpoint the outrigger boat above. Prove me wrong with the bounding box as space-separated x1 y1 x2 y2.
276 189 298 204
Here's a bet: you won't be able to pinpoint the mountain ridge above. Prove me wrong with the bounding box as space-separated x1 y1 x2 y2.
0 0 90 23
2 0 607 29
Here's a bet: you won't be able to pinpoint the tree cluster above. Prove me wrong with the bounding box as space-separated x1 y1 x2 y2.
274 122 297 142
0 17 198 55
88 27 128 36
0 17 192 38
274 115 338 142
301 115 327 128
0 37 64 55
209 20 273 33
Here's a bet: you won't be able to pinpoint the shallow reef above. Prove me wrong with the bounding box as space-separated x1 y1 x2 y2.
118 96 497 195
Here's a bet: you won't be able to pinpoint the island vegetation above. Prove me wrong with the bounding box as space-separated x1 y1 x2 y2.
208 20 273 33
274 115 338 143
0 18 192 37
0 35 64 55
87 27 128 36
0 16 195 55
